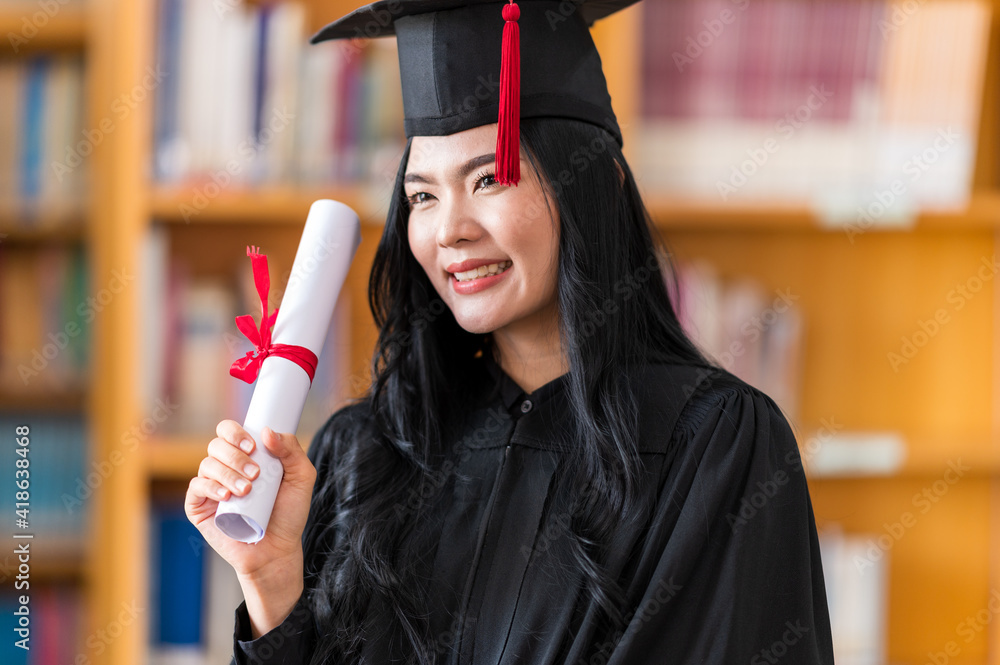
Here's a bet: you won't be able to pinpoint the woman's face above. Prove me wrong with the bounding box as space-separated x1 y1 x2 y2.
405 124 560 339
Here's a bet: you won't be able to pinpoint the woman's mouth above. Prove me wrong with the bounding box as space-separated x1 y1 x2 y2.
449 260 512 295
452 260 512 282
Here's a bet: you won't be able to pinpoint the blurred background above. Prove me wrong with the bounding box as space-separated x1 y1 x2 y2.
0 0 997 662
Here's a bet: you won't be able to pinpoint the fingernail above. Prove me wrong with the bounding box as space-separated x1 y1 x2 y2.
236 479 250 493
244 463 258 479
239 439 253 453
217 487 228 499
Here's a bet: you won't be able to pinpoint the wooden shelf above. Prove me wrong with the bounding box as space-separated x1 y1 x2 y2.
145 433 316 481
0 386 86 412
0 222 86 244
0 534 86 581
19 535 87 582
148 184 378 226
0 4 88 54
646 189 1000 231
145 437 206 480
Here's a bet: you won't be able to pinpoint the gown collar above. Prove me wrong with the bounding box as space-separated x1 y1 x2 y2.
480 349 570 416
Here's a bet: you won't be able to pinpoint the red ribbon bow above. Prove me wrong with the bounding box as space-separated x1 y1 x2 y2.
230 246 318 384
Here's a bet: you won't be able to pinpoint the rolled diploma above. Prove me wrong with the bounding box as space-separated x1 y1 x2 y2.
214 199 361 543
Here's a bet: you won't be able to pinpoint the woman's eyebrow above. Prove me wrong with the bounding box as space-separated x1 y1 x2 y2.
404 153 495 185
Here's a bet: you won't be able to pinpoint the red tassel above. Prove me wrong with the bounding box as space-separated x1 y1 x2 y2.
496 1 520 186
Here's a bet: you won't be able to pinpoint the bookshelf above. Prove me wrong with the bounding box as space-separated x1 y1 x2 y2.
0 2 92 664
0 0 993 663
148 185 371 225
595 3 1000 664
643 190 1000 229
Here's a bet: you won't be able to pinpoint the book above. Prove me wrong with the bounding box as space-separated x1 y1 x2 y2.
0 585 82 665
635 0 991 217
0 54 86 226
0 60 24 220
672 260 804 421
0 245 89 392
174 280 240 436
0 414 88 542
152 0 401 188
819 527 888 664
149 503 206 665
203 546 245 665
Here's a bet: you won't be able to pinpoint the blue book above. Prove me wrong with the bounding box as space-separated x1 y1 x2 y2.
151 504 206 646
0 414 87 539
21 57 48 210
0 594 30 665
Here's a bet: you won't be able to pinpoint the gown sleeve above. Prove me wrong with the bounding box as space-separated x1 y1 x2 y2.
604 382 834 664
231 590 317 665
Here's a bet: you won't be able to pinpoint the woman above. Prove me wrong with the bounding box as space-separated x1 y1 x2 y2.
185 2 834 663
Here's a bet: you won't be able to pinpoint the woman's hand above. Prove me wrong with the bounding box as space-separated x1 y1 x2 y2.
185 420 317 636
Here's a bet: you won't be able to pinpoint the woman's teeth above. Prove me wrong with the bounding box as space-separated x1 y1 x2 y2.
453 261 512 282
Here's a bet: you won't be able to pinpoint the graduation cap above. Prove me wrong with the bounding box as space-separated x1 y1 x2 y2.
311 0 639 186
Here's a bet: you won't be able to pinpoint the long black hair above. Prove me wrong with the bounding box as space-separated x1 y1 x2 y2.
301 117 715 664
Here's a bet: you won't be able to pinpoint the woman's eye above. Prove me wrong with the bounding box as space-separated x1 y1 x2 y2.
407 192 433 207
475 171 497 190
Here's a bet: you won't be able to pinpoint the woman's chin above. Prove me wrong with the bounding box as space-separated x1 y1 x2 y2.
456 323 501 336
452 313 505 336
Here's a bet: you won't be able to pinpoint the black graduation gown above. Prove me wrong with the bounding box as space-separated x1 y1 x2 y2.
230 359 835 664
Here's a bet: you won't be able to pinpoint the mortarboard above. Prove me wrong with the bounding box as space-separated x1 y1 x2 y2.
311 0 639 185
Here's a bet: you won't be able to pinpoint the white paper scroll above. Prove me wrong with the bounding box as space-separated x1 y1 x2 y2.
214 199 361 543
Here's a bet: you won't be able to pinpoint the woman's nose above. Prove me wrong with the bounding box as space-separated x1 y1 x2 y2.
435 196 484 247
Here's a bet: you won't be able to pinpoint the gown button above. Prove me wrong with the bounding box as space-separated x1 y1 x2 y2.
520 399 533 414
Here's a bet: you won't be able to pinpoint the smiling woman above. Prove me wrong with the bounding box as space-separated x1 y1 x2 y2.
183 1 836 663
405 125 563 391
